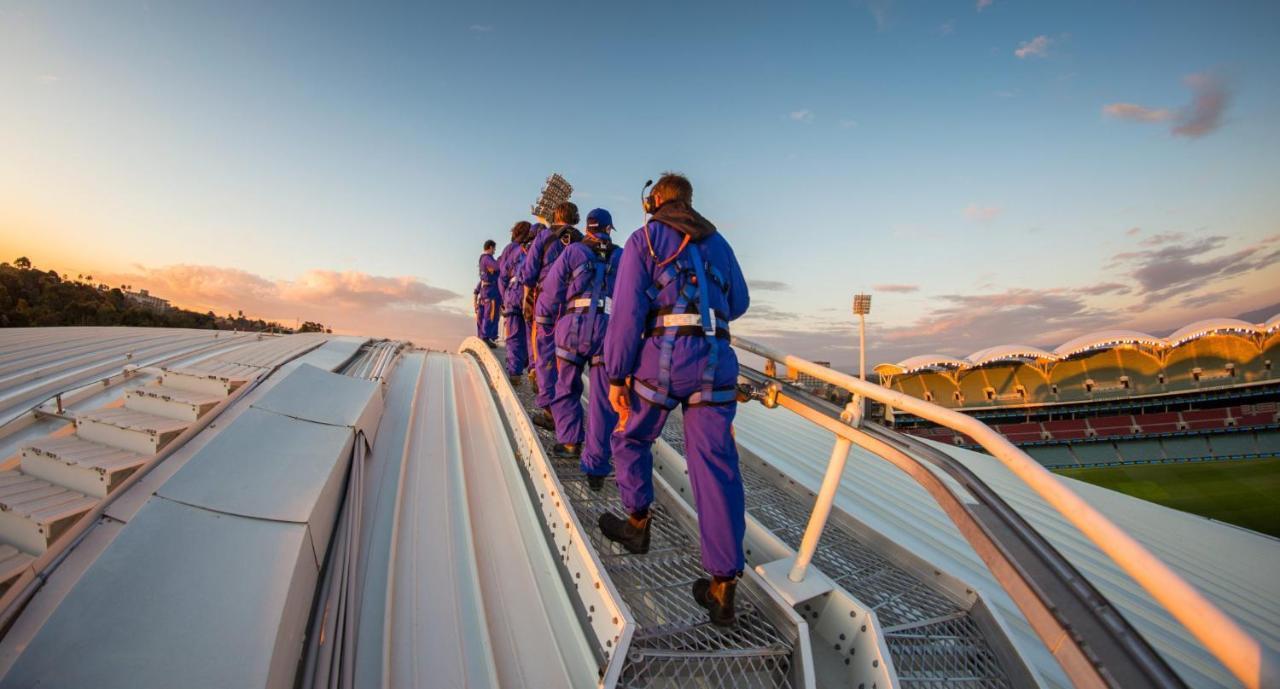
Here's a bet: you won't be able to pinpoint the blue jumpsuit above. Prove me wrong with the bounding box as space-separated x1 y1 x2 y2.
536 236 622 475
476 252 501 341
519 224 581 409
603 210 750 578
498 239 531 376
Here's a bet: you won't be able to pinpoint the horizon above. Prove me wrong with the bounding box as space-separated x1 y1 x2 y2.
3 0 1278 364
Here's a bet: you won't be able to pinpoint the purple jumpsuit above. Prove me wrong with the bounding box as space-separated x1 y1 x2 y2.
476 252 501 341
519 224 582 409
498 239 531 376
603 205 750 578
535 236 622 476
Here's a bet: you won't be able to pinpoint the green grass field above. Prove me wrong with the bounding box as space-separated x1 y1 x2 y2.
1056 458 1280 538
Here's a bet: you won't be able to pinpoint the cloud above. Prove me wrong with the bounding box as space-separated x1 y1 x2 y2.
749 280 790 292
872 283 919 293
1102 103 1174 123
1180 287 1244 309
963 204 1002 222
839 119 858 128
864 0 894 31
1074 282 1131 296
1111 233 1280 303
976 0 993 10
789 109 814 123
36 74 60 84
97 264 470 348
1173 72 1230 138
1102 71 1232 138
1014 35 1051 59
469 24 493 32
938 20 955 36
1125 226 1142 236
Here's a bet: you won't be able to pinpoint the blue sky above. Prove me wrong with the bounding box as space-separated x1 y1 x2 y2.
2 0 1278 365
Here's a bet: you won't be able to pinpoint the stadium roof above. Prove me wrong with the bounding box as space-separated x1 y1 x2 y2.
1167 317 1260 345
967 344 1059 367
877 314 1279 374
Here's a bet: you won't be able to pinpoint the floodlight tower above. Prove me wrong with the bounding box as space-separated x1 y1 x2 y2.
853 293 872 381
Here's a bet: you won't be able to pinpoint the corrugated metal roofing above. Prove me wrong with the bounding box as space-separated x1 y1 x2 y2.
732 401 1280 688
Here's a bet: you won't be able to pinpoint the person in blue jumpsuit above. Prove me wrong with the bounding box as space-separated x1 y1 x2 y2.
600 173 750 626
476 239 501 346
535 209 622 488
519 202 583 430
498 221 533 384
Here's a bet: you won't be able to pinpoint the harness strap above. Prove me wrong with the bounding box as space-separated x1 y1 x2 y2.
534 315 555 326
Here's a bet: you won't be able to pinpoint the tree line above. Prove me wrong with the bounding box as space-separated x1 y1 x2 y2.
0 257 329 333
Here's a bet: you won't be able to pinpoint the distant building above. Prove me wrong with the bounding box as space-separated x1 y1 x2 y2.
795 361 831 390
124 289 170 313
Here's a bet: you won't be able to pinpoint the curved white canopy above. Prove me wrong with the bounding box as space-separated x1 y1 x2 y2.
1266 313 1280 332
1167 318 1259 344
967 344 1059 367
1052 330 1166 358
894 354 969 373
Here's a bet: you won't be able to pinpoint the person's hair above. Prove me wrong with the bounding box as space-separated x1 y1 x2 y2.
554 201 580 226
653 172 693 205
484 239 496 251
510 220 532 242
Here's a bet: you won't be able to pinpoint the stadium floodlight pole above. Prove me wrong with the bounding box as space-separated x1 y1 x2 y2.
853 293 871 381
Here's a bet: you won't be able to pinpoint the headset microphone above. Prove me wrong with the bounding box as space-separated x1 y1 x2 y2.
641 179 656 215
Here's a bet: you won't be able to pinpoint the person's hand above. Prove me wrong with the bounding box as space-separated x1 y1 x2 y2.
609 383 630 426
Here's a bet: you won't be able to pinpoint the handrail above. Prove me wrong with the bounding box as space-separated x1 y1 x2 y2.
732 334 1276 689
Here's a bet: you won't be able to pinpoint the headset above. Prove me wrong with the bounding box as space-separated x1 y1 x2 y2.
641 179 657 215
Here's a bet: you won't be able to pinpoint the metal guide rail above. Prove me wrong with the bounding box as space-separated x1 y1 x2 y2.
730 335 1279 689
463 339 808 689
659 409 1023 688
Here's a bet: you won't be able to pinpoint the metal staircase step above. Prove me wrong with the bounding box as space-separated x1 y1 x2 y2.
21 436 148 498
75 408 190 455
125 384 223 422
0 471 98 553
0 544 35 595
161 362 261 396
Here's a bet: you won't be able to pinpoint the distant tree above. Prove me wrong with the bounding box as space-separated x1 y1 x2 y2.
298 320 326 333
14 257 30 269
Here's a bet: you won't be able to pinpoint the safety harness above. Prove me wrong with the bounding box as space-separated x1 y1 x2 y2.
502 244 530 316
632 229 736 409
555 242 617 368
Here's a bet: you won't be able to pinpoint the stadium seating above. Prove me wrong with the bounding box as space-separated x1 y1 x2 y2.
995 422 1043 443
1072 442 1119 465
1257 430 1280 455
1025 445 1077 467
1161 436 1212 460
1043 419 1089 440
1135 412 1180 434
1118 438 1165 462
1209 433 1258 457
1088 415 1135 438
1181 408 1230 431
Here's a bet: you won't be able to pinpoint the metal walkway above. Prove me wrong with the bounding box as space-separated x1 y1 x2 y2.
662 407 1015 688
507 357 801 689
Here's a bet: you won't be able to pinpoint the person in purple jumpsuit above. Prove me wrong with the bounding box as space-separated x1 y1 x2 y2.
475 239 501 345
535 209 623 487
518 202 583 429
498 221 534 384
599 173 750 626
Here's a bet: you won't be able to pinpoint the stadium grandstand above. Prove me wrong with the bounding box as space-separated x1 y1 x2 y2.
876 315 1280 469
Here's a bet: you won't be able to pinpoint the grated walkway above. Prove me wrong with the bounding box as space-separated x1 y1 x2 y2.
508 369 798 689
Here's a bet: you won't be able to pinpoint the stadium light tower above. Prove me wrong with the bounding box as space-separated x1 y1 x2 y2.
852 293 872 381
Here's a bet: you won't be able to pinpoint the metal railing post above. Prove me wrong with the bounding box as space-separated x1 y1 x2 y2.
788 434 853 583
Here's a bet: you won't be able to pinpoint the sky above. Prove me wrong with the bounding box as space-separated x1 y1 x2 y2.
2 0 1278 367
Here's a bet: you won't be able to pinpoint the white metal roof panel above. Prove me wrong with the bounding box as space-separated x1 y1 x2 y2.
157 407 353 530
298 336 367 372
1053 329 1166 357
1166 318 1260 344
1 496 317 689
250 363 382 437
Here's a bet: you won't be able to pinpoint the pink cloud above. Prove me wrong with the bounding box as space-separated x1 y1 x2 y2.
1014 35 1050 59
1102 71 1232 138
97 263 471 349
976 0 993 10
1103 103 1174 123
963 204 1003 222
872 283 920 293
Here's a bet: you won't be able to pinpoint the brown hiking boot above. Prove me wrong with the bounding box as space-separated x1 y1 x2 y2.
598 511 650 554
692 575 739 627
531 407 555 431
